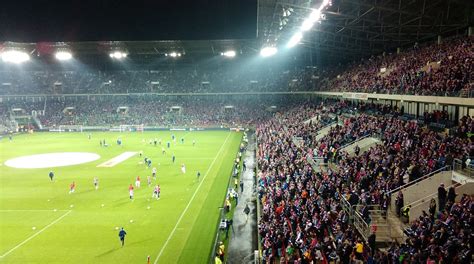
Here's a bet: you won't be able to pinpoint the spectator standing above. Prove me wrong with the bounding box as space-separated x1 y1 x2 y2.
428 198 437 219
447 186 456 204
395 191 404 217
438 183 447 212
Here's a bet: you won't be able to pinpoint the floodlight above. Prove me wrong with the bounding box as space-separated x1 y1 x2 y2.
260 47 277 57
169 52 178 57
109 51 127 59
221 50 236 57
55 51 72 61
287 32 303 48
1 50 30 64
114 51 123 59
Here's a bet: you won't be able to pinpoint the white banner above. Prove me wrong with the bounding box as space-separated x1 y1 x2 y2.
342 92 368 100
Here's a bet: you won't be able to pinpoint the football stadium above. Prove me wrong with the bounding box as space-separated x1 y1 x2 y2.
0 0 473 263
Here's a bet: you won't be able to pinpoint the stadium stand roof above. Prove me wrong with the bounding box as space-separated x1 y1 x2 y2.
258 0 473 61
0 0 471 64
0 39 258 57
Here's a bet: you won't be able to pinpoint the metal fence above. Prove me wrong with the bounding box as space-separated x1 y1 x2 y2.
388 165 451 196
453 158 474 179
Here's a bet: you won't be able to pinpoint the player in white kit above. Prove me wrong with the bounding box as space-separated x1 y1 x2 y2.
135 176 141 188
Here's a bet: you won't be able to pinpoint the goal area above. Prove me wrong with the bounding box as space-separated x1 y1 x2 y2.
55 125 84 132
118 124 144 132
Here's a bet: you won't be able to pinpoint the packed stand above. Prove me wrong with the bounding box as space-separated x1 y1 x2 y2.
327 36 474 96
0 65 335 95
257 101 472 263
395 194 472 263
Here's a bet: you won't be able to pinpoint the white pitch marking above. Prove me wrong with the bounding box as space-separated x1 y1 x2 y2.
153 132 231 264
5 152 100 169
0 210 72 258
0 209 68 212
97 152 138 167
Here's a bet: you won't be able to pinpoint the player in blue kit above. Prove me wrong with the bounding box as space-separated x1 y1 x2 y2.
118 228 127 247
49 171 54 181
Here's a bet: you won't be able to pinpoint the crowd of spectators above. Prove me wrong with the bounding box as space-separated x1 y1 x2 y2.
257 101 472 263
397 195 472 263
327 36 473 96
1 96 283 128
0 64 329 95
0 36 471 96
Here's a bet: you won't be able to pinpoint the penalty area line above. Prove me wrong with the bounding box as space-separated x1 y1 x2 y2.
153 132 231 264
0 210 72 258
97 151 137 167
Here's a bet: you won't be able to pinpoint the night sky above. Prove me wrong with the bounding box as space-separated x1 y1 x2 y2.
0 0 257 42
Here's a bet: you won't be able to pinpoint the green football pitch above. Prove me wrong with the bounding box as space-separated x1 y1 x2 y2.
0 130 242 263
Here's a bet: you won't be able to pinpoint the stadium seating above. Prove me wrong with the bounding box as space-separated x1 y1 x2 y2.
256 101 472 263
327 36 473 96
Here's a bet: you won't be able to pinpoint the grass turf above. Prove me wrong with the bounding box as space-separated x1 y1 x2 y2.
0 130 242 263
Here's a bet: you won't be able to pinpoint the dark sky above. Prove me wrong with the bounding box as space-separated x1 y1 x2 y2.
0 0 257 42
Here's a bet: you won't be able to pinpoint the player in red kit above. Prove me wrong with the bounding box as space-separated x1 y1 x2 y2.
69 181 76 194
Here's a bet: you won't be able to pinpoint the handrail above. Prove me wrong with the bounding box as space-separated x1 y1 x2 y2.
314 121 337 134
453 158 474 179
352 209 371 241
336 133 372 151
408 191 439 209
388 165 451 195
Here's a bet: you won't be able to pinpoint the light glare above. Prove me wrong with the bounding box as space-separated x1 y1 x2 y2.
301 19 314 31
260 47 278 57
222 50 236 57
1 50 30 64
109 51 127 59
287 32 303 48
309 10 321 22
55 51 72 61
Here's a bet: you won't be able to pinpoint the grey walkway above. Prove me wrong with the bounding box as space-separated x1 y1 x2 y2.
340 137 381 156
227 134 257 264
315 123 338 141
